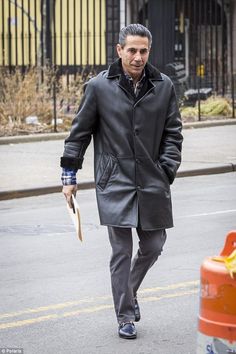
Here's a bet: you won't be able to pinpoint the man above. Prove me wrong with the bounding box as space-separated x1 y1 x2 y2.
61 24 183 339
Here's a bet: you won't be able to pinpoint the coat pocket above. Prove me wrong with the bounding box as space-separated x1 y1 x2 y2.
156 162 170 185
97 154 117 191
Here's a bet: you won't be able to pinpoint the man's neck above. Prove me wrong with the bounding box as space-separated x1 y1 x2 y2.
123 70 144 85
132 76 141 85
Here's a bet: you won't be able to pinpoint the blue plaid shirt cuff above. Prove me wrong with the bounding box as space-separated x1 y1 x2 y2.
61 168 77 185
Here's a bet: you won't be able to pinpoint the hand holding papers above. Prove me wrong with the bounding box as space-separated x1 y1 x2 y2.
67 194 83 241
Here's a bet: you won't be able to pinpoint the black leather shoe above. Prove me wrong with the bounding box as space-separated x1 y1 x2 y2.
134 298 141 322
118 322 137 339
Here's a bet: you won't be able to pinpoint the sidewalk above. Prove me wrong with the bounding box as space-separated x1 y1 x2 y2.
0 121 236 200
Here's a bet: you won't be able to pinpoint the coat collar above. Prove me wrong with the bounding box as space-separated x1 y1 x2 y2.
107 58 163 81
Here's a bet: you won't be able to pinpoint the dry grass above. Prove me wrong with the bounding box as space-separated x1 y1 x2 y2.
180 96 233 122
0 67 90 136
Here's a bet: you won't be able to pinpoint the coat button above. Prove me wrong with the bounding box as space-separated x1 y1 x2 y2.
135 158 140 164
136 185 142 190
134 129 139 136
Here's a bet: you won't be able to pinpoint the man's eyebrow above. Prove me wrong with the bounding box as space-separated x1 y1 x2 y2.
127 47 149 51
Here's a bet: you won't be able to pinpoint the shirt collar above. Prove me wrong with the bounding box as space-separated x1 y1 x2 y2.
123 70 146 85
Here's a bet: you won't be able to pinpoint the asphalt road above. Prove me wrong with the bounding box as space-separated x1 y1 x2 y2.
0 173 236 354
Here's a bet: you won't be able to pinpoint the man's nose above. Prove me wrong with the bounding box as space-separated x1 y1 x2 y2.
134 52 142 61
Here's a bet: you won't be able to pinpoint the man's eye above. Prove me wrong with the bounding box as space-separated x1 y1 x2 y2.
140 49 148 55
129 49 136 54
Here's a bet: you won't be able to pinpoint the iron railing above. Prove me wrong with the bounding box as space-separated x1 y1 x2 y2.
0 0 235 124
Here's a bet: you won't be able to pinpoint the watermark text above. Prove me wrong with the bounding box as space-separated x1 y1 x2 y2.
0 349 23 354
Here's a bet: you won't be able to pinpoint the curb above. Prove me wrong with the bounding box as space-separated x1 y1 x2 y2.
183 118 236 129
0 181 95 201
177 163 236 178
0 119 236 145
0 132 68 145
0 164 235 201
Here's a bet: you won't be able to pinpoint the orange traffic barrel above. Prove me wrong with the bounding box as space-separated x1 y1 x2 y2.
197 231 236 354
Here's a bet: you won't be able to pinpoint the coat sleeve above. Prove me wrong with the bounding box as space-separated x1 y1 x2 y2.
60 79 98 171
159 84 183 184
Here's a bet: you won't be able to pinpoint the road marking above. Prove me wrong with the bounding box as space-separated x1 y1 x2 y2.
62 305 113 318
0 281 199 330
139 280 199 294
0 280 198 320
0 306 114 330
0 290 198 330
140 289 198 303
177 209 236 219
0 296 111 319
0 314 59 330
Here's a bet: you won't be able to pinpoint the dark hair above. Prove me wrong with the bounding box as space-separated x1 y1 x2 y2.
119 24 152 48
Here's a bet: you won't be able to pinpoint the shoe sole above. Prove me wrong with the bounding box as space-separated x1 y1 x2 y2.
119 333 137 339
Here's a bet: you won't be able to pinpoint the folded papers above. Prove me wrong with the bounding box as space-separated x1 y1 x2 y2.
66 194 83 241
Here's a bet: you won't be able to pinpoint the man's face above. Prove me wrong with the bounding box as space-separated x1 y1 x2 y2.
116 35 150 80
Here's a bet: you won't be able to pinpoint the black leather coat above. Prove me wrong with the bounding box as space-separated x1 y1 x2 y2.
61 59 183 230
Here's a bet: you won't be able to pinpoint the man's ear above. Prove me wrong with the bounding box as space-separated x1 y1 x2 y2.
116 44 122 58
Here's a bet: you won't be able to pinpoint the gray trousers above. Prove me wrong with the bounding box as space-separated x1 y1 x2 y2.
107 226 167 324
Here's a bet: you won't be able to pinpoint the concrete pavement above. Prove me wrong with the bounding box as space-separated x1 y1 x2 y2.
0 121 236 200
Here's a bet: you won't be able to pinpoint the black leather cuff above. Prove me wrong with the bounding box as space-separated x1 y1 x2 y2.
60 156 83 170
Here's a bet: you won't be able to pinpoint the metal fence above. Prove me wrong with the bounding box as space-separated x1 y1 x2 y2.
175 0 234 96
0 0 235 121
0 0 106 74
